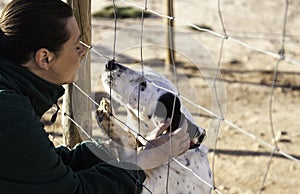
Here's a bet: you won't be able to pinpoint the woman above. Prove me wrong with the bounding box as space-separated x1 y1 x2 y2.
0 0 190 194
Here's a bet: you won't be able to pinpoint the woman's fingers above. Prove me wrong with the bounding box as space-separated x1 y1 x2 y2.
170 119 190 156
136 119 191 169
177 133 190 155
143 119 190 156
145 118 171 141
171 119 188 137
154 118 171 138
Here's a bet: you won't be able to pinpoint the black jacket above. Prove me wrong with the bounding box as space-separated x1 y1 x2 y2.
0 58 145 194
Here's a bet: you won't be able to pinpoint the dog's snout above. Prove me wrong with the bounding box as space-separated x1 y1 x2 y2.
106 60 117 71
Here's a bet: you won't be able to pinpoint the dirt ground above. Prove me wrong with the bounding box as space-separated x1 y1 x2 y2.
1 0 297 193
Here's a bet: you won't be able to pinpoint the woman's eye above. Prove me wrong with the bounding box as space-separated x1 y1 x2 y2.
76 46 81 50
76 45 86 56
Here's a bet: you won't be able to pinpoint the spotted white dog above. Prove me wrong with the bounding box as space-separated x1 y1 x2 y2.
96 60 212 194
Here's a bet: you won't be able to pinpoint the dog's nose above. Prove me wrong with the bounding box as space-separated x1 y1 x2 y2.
106 59 117 71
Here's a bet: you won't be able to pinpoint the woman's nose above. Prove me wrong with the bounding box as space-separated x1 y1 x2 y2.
81 46 87 57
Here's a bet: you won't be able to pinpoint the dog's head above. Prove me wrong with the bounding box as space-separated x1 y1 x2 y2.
102 60 206 149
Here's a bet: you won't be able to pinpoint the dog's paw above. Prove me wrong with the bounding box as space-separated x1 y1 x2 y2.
95 98 132 149
96 98 112 127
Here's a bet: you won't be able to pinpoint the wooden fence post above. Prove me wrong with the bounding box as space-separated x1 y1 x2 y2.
165 0 175 70
62 0 92 148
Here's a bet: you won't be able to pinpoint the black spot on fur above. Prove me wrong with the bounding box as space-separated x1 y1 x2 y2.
185 158 190 166
139 81 147 91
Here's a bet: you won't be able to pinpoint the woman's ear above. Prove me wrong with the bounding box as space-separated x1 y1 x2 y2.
34 48 53 70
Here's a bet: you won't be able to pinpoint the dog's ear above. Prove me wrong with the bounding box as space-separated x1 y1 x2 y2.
154 92 204 149
154 92 182 132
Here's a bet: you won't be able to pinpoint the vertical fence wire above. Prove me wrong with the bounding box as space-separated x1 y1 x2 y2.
259 0 290 192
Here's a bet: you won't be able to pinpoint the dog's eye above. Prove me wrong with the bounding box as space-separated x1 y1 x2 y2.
139 81 147 91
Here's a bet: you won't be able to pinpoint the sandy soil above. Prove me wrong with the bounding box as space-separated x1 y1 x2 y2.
1 0 297 193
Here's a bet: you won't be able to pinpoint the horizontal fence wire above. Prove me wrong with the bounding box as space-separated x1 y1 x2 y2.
119 0 300 67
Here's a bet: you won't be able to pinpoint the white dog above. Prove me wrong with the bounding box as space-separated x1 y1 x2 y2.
96 60 212 194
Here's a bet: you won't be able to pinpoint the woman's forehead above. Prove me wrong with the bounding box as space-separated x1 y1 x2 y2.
66 17 81 44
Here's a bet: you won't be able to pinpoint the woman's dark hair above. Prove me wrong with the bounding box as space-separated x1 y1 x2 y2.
0 0 73 65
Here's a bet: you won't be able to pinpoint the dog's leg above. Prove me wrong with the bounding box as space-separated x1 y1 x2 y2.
95 98 121 160
96 98 115 135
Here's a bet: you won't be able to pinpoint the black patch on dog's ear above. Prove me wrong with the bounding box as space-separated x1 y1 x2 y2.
154 92 202 149
154 93 181 133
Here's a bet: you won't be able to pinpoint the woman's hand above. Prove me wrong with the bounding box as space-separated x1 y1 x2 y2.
128 119 190 170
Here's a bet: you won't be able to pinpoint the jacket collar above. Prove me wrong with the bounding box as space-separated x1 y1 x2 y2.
0 58 65 117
